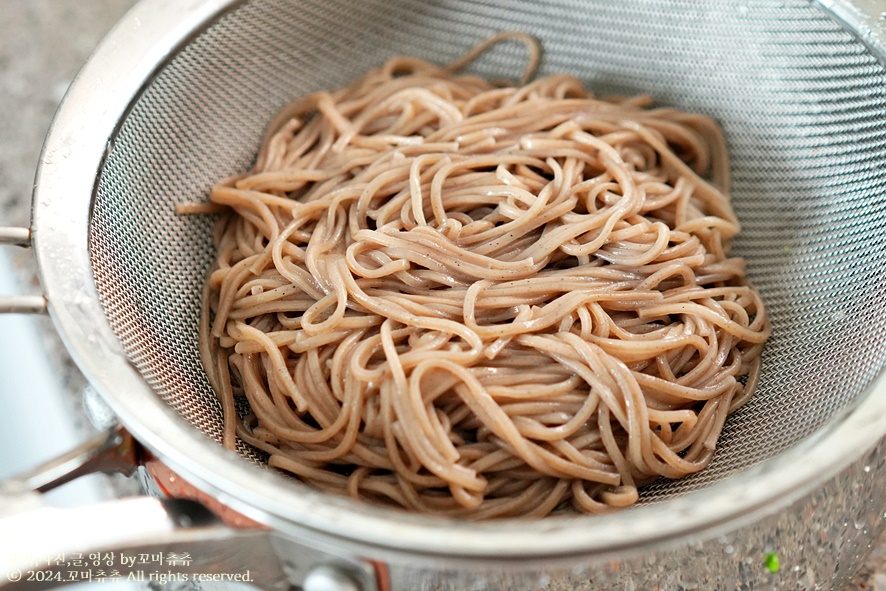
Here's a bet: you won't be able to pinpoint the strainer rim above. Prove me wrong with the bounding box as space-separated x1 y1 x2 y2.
30 0 886 562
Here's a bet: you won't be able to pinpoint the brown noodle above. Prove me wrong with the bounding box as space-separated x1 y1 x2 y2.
194 35 770 519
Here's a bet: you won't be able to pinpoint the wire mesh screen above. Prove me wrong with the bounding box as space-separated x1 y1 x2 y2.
90 0 886 504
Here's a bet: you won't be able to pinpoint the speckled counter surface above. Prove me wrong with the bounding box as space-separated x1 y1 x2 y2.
1 2 885 590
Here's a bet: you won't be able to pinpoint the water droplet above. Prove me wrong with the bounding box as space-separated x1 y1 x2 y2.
863 465 871 473
725 545 735 554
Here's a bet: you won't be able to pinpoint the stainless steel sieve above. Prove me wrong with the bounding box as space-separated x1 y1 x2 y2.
1 0 886 589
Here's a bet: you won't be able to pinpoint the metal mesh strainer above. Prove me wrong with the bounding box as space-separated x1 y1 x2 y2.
87 0 886 507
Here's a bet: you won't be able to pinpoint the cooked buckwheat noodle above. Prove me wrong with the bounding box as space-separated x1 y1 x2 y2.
194 33 770 519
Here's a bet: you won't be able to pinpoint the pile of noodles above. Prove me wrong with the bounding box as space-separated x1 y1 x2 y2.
195 35 770 519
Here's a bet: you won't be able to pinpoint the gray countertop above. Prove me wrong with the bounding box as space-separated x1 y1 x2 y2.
1 2 884 590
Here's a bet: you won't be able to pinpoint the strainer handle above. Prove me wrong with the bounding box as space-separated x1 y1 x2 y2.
0 226 47 315
0 428 376 591
0 428 290 591
0 495 289 591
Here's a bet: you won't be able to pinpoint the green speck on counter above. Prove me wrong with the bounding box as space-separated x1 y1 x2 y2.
764 552 780 573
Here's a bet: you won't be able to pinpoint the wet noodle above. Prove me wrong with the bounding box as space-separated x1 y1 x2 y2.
196 36 770 519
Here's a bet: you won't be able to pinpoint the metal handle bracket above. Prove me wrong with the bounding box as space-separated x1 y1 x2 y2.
0 226 48 315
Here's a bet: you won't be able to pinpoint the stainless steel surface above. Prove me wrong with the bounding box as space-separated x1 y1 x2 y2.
0 495 290 591
5 0 886 589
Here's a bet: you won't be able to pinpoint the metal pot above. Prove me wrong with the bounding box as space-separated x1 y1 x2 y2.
1 0 885 589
